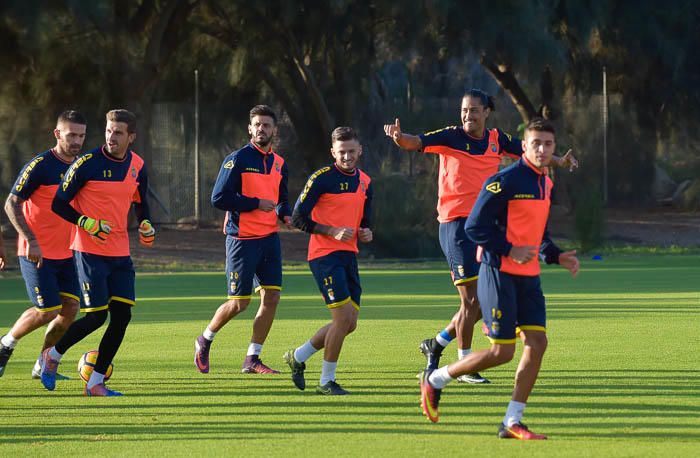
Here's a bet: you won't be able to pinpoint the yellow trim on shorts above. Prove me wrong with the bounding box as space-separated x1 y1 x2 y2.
454 275 478 286
227 295 252 300
518 325 546 332
82 304 109 313
488 337 517 344
110 296 136 306
35 304 62 313
326 297 351 309
350 300 360 311
254 285 282 293
59 292 80 302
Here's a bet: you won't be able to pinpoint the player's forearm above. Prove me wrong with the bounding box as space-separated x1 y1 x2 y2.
133 201 152 223
211 190 259 212
540 233 562 264
291 208 316 233
51 196 82 225
4 194 36 242
394 133 422 151
276 201 292 220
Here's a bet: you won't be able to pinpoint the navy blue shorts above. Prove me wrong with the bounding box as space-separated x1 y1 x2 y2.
225 233 282 299
19 256 80 312
439 217 480 285
477 263 546 343
309 251 361 310
74 252 135 313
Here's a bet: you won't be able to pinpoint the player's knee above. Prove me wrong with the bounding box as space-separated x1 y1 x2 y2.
346 318 358 335
60 298 79 320
86 310 109 329
260 289 281 307
524 333 548 354
36 309 59 324
109 303 132 329
490 344 515 364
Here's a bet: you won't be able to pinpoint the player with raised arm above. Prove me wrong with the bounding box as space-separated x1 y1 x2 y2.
384 89 577 383
40 109 154 396
419 118 579 439
0 111 86 379
284 127 373 395
194 105 292 375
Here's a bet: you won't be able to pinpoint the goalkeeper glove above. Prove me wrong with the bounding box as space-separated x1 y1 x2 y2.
138 219 155 247
77 215 111 242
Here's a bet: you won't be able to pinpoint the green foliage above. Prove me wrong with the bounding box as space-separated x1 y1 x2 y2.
574 190 605 253
369 170 441 258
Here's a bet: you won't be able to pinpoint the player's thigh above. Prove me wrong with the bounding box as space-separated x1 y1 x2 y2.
515 275 546 333
20 256 63 313
345 252 362 310
226 236 260 299
439 218 479 286
254 233 282 292
55 257 81 306
309 252 352 309
477 263 518 344
74 252 111 312
107 256 136 306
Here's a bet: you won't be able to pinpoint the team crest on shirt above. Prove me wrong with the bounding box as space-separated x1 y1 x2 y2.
457 265 465 277
275 163 280 172
131 166 137 177
327 288 335 302
491 322 500 333
486 182 502 194
361 181 366 192
230 282 237 292
490 143 497 152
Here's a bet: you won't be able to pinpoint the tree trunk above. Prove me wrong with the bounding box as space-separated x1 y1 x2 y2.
480 53 537 123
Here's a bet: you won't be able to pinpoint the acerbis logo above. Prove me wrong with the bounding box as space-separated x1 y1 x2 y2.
486 182 501 194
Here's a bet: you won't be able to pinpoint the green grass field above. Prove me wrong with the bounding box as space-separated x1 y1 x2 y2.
0 255 698 457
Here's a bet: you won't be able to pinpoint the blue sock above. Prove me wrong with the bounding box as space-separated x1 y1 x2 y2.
435 329 454 347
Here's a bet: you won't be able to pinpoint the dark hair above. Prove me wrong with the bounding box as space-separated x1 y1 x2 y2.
249 105 277 124
524 117 556 136
57 110 87 126
331 126 359 143
463 89 495 111
106 109 137 133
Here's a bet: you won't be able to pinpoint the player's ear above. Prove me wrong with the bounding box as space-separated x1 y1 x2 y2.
53 128 61 140
128 132 136 144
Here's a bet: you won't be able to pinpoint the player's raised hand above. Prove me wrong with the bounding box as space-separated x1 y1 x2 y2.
561 149 579 172
258 199 276 212
384 118 402 141
358 227 373 243
558 250 579 277
508 245 538 264
138 219 156 247
27 239 43 268
332 227 355 242
78 215 111 243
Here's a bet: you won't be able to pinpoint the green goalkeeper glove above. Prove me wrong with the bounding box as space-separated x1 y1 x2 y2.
77 215 111 242
138 219 155 247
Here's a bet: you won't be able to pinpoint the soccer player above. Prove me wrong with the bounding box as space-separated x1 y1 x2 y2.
419 118 579 439
284 126 373 395
40 109 155 397
194 105 292 375
0 111 86 379
384 89 577 383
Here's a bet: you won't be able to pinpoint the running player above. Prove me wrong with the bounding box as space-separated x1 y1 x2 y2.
0 111 86 379
384 89 577 383
194 105 292 375
284 127 373 395
419 118 579 439
41 109 154 396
